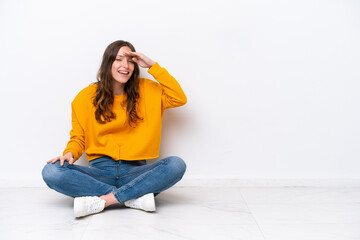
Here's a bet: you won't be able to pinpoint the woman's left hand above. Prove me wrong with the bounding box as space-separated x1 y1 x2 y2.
124 51 156 69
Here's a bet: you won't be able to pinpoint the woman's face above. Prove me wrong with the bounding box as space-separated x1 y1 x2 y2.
111 46 135 85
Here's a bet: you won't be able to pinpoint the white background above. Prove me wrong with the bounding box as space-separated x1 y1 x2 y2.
0 0 359 186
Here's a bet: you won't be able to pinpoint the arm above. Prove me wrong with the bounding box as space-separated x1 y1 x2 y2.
47 101 85 165
148 62 187 110
124 51 187 110
62 102 85 161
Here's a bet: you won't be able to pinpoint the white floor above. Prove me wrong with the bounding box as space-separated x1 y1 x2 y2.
1 187 360 240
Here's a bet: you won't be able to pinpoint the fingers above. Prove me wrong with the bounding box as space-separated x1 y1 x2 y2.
47 154 75 166
124 52 154 68
123 51 140 57
68 157 75 165
124 52 143 61
123 52 139 62
59 155 65 166
47 156 60 164
63 152 74 165
132 57 138 63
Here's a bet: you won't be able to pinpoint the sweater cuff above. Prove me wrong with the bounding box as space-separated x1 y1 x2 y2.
147 62 163 78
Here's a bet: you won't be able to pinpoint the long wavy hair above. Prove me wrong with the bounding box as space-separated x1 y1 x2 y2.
93 40 142 126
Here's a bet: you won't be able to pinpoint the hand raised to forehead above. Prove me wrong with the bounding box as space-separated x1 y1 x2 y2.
123 52 156 69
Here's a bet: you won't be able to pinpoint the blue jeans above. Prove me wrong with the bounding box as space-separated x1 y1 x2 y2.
42 156 186 203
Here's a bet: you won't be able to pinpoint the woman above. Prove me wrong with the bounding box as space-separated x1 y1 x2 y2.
42 40 187 218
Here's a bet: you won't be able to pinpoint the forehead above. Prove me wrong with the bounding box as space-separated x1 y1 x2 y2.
117 46 132 55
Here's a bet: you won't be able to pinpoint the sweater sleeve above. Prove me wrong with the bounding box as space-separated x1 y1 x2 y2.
148 62 187 110
63 101 85 161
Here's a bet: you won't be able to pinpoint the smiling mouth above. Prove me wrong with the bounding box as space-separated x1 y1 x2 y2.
118 71 129 76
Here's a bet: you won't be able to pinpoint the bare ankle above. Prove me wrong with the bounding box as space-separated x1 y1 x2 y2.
100 193 118 208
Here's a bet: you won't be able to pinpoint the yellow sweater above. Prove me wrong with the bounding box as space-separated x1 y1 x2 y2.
63 62 187 161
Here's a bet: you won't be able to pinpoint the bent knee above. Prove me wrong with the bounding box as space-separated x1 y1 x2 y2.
41 162 63 186
166 156 187 176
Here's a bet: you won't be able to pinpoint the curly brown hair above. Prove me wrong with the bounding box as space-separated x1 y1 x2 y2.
93 40 142 126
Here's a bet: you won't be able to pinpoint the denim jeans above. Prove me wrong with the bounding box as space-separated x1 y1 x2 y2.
42 156 186 203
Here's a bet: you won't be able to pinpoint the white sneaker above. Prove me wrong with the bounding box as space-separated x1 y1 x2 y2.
74 196 106 218
124 193 156 212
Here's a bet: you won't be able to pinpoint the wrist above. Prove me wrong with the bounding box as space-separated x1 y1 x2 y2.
148 61 156 69
64 152 74 157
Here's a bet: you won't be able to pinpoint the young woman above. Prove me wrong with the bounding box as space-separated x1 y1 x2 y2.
42 40 187 218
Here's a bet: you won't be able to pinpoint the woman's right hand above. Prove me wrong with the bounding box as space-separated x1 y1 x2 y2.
47 152 74 166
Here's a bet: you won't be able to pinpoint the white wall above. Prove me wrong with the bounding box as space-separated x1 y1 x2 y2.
0 0 359 187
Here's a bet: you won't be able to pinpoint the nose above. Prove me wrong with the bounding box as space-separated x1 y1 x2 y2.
121 58 129 68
